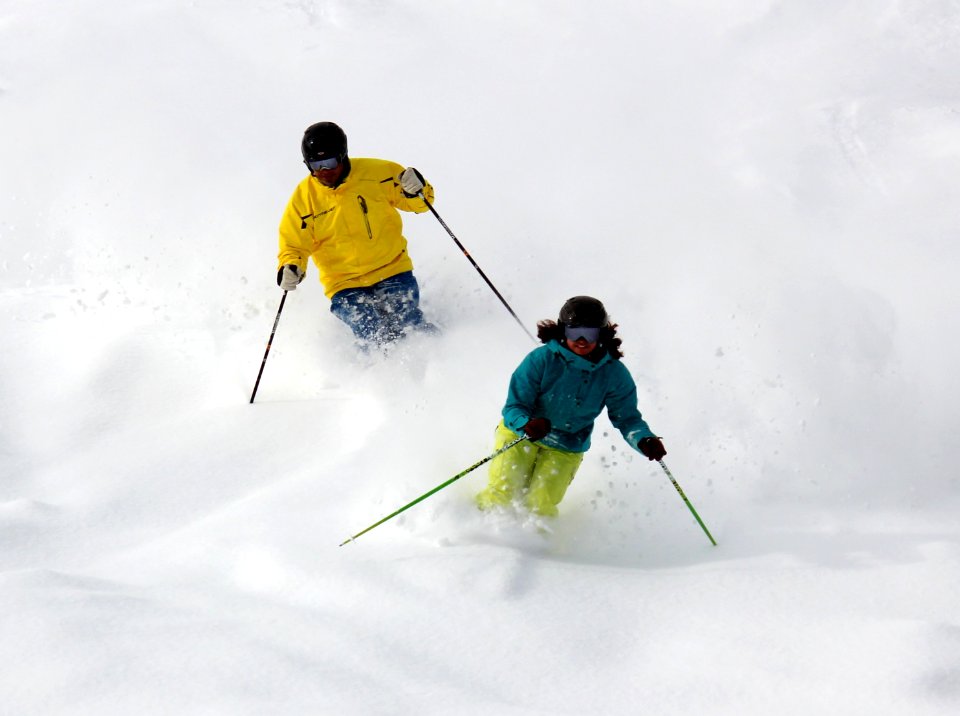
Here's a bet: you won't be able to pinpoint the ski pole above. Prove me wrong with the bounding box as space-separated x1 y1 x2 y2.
340 434 528 546
249 291 288 404
419 194 536 343
657 459 717 546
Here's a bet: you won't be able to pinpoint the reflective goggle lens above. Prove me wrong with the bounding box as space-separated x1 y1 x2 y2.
308 156 340 171
564 325 600 343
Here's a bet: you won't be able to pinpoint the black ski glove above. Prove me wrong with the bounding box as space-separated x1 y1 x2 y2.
522 418 551 441
638 437 666 461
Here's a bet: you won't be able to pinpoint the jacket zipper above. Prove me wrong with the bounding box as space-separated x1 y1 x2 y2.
357 195 373 240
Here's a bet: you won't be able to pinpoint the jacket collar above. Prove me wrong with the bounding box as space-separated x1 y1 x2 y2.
333 156 352 187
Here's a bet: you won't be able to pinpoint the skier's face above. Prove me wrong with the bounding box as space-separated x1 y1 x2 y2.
307 154 345 186
566 337 597 356
311 163 344 187
564 324 599 356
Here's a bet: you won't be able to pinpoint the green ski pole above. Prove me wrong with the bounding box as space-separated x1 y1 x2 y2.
340 434 528 546
658 459 717 546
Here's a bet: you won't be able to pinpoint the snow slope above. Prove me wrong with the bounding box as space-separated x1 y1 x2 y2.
1 0 959 713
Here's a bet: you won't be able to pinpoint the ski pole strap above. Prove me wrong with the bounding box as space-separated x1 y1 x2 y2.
340 434 528 546
658 459 717 546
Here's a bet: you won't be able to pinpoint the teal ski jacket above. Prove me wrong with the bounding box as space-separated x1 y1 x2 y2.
501 341 656 454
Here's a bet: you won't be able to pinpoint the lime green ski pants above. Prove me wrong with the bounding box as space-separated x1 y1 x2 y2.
475 421 585 517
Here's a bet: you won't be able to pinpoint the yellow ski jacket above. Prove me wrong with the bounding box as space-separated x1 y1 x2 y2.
277 158 435 298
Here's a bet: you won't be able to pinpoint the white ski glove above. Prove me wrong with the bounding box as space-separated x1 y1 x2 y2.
399 167 426 197
277 264 304 291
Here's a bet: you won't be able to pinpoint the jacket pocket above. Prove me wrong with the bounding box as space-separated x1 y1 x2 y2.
357 195 373 240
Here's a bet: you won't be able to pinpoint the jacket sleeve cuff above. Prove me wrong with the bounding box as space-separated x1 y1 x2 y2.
626 428 655 450
503 411 529 435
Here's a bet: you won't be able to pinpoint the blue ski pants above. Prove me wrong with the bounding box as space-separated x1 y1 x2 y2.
329 271 433 345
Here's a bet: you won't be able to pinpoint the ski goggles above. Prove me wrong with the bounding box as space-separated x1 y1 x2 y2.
564 325 601 343
307 156 341 171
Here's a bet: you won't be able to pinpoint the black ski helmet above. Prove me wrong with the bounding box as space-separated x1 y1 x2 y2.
301 122 348 163
558 296 608 327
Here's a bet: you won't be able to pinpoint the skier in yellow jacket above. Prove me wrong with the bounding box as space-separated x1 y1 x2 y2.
277 121 437 346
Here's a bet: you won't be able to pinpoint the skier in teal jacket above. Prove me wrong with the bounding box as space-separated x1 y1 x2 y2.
476 296 667 517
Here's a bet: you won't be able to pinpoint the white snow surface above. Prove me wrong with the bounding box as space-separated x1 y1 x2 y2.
2 1 960 714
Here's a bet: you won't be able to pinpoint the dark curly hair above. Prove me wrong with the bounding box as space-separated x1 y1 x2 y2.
536 320 624 360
